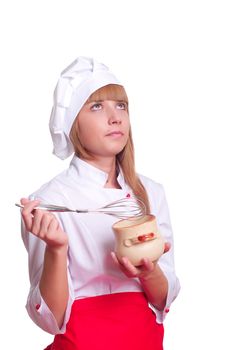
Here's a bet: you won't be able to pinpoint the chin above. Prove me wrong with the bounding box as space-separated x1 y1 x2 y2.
110 145 126 155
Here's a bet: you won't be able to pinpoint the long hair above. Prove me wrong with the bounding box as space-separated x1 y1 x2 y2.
69 84 150 213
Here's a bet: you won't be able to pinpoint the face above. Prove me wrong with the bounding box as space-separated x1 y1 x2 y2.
75 99 130 158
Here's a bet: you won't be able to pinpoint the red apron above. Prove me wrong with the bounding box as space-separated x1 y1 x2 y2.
44 292 164 350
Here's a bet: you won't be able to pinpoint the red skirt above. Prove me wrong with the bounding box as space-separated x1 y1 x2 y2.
44 292 164 350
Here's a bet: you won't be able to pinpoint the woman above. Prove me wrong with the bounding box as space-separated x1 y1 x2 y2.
20 56 180 350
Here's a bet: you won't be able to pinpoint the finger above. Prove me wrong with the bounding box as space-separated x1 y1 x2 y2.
21 199 40 231
141 257 155 271
31 209 45 235
42 216 60 244
20 198 40 208
48 214 60 240
121 257 138 276
20 198 31 206
39 212 56 235
48 216 60 235
111 252 121 266
163 242 171 254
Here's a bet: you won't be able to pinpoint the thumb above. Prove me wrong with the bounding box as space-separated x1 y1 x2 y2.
163 242 171 254
20 198 31 205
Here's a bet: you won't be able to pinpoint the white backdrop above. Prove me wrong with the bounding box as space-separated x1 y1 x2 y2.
0 1 237 349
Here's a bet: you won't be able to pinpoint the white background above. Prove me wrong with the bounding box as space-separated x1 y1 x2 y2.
0 1 237 349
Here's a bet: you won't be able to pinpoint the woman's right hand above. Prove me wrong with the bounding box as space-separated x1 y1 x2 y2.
20 198 68 249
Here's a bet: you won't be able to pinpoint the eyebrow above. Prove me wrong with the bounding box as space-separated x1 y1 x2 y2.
87 100 103 104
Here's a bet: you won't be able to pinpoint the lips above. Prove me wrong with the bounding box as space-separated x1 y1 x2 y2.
106 131 124 136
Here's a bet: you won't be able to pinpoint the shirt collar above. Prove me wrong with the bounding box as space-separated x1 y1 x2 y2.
69 155 126 188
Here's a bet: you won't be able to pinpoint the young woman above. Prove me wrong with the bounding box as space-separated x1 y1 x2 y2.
20 56 180 350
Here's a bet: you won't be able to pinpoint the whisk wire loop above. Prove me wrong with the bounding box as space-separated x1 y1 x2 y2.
15 197 146 220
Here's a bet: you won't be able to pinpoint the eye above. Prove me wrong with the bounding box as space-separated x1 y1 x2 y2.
90 103 102 111
116 102 127 110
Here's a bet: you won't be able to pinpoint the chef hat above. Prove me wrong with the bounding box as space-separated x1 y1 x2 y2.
49 56 121 159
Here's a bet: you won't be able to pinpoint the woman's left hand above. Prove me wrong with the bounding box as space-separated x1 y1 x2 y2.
111 242 170 279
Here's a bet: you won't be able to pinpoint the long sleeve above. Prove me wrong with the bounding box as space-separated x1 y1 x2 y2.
21 217 75 335
141 179 181 322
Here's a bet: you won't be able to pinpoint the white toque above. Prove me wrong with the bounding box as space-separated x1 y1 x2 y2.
49 56 121 159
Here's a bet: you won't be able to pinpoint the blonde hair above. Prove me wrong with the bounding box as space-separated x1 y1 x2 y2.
69 84 150 213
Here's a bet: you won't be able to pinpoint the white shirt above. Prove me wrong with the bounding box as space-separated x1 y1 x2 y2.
21 156 180 335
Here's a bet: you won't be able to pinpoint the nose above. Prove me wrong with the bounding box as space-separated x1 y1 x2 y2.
107 105 122 125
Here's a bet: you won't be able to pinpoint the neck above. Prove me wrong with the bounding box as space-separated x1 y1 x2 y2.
82 156 121 189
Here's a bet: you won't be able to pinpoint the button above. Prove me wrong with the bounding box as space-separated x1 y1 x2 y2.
126 193 131 198
165 308 170 313
35 304 40 310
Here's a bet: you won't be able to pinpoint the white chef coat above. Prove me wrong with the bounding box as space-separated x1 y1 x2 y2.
21 156 180 335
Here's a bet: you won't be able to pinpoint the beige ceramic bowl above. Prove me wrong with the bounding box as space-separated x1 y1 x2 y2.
112 214 164 266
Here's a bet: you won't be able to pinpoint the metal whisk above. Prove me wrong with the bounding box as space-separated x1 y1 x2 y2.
15 197 146 220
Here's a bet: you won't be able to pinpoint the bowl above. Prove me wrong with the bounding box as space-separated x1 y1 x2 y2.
112 214 164 266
